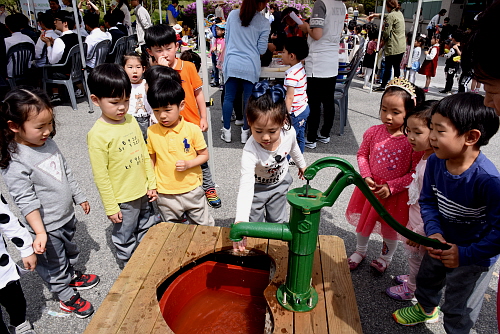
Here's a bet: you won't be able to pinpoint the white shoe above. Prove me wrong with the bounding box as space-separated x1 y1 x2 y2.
241 128 251 144
9 320 37 334
221 127 231 143
234 119 244 126
363 85 370 90
305 140 316 149
317 135 330 144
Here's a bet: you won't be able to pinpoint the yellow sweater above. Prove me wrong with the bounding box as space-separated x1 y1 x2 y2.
87 115 156 215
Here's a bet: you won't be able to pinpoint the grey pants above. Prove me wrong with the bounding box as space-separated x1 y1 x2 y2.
250 173 292 224
415 253 495 334
34 216 78 302
112 194 156 261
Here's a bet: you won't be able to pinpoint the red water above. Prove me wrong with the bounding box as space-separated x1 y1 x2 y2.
170 288 267 334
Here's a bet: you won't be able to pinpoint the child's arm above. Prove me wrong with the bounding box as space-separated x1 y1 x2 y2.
357 127 375 186
285 86 294 113
289 130 307 179
194 88 208 132
176 148 208 171
385 150 424 196
25 210 47 254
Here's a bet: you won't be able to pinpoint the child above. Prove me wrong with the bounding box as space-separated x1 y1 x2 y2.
0 88 99 318
122 52 153 140
233 81 307 252
345 78 424 274
0 197 38 333
439 30 463 94
385 100 437 301
209 23 225 87
408 36 425 84
146 78 214 226
363 29 378 89
418 35 440 93
282 36 309 153
393 93 500 332
180 49 201 73
87 64 157 265
144 24 222 209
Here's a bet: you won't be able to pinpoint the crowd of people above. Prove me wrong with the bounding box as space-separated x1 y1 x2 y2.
0 0 500 333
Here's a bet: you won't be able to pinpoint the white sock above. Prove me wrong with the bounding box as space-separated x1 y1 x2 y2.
356 233 370 255
364 68 373 86
380 238 398 263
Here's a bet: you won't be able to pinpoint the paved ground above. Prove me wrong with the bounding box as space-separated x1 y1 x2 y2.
2 56 499 334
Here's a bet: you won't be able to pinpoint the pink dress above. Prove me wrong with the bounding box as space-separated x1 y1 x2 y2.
346 124 424 240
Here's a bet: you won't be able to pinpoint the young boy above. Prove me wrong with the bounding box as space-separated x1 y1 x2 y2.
144 24 221 209
282 36 309 153
393 93 500 333
146 78 214 226
87 63 157 265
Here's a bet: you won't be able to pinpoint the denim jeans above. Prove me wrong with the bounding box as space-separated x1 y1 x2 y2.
291 105 310 153
222 77 253 130
211 53 219 84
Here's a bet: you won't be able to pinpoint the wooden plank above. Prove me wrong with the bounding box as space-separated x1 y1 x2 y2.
215 226 232 252
117 223 197 334
84 223 174 334
294 241 329 333
151 309 174 334
182 225 220 264
319 235 363 334
264 239 294 334
247 236 269 254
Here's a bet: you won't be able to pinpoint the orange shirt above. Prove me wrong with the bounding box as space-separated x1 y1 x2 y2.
173 59 202 126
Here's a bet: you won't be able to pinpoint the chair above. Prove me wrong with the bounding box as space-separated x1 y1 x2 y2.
88 39 111 69
126 34 138 52
6 42 35 89
109 35 128 64
42 44 87 111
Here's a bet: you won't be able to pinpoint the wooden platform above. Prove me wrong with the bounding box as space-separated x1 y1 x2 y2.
84 223 363 334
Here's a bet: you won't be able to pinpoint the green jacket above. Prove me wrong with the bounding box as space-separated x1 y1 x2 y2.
382 9 405 56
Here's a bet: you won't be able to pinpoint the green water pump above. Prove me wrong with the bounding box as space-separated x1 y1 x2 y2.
229 157 450 312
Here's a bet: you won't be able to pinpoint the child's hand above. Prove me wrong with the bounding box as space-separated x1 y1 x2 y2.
147 189 158 202
440 243 459 268
374 183 391 199
108 211 123 224
157 56 169 67
297 167 305 180
175 160 191 172
233 236 247 253
426 233 447 259
406 239 420 248
364 177 376 191
80 201 90 214
33 233 47 254
199 118 208 132
22 253 37 271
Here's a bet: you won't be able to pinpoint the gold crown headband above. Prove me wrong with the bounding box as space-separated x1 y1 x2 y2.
385 77 417 100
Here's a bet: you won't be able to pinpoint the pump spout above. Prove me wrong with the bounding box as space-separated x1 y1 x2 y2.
230 222 293 242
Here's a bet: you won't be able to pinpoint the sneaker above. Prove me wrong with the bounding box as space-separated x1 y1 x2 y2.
386 282 415 301
234 119 244 126
422 88 429 93
241 128 251 144
393 303 439 326
8 320 37 334
210 82 220 87
205 187 221 208
69 270 100 290
394 274 409 285
221 127 231 143
219 85 224 91
289 160 296 167
439 89 450 94
373 86 386 92
362 85 370 90
305 140 316 149
317 135 330 144
75 89 85 98
50 94 61 103
60 292 94 318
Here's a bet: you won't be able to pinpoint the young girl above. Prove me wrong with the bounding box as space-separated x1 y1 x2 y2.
345 78 424 274
0 197 38 333
418 35 440 93
363 30 378 89
122 52 153 140
408 36 425 84
233 81 306 252
210 23 225 87
386 100 437 300
0 88 99 318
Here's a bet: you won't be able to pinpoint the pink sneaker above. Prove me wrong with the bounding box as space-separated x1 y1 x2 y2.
386 282 415 301
394 274 409 285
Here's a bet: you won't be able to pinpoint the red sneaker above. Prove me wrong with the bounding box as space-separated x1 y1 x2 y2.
60 292 94 318
69 271 100 290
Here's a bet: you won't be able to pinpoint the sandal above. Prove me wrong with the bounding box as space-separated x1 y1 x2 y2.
347 251 366 270
370 257 389 274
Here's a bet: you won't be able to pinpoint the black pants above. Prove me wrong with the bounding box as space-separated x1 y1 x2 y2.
306 76 337 142
381 53 404 87
445 66 458 92
0 280 27 332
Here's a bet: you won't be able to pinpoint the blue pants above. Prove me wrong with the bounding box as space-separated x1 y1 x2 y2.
222 77 253 130
291 106 310 153
211 53 219 84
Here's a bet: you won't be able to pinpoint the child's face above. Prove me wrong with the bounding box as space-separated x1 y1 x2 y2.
482 79 500 116
216 27 224 37
91 95 130 124
431 38 437 45
124 57 144 84
10 109 53 147
406 115 431 152
281 47 294 66
380 94 406 135
153 102 185 128
249 115 282 150
429 113 465 160
147 42 178 67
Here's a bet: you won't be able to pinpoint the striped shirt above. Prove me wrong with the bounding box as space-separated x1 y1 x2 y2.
284 62 308 115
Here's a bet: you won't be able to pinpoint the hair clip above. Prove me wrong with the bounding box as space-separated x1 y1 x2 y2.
252 80 286 103
385 77 416 99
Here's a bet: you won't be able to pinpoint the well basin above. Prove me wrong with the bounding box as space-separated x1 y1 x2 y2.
159 260 270 334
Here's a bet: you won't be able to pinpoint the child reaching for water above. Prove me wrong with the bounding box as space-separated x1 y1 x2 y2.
346 78 424 274
233 81 307 252
386 100 437 300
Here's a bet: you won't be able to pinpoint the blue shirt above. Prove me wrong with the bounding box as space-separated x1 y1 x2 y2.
420 153 500 267
223 9 270 84
166 4 179 23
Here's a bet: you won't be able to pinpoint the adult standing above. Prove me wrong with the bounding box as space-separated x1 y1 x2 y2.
46 0 61 17
298 0 346 149
215 3 225 21
118 0 132 35
353 7 359 22
427 9 446 46
166 0 180 26
221 0 270 144
369 0 405 92
131 0 151 53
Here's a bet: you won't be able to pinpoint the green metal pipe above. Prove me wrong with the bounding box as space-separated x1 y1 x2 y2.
229 222 293 242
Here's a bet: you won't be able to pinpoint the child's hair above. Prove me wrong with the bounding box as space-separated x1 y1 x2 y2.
88 63 132 99
121 51 148 67
240 0 268 27
381 80 424 115
432 93 499 147
415 35 425 46
246 81 291 130
179 50 201 72
283 36 309 61
5 13 26 32
403 100 438 135
143 65 181 85
144 24 176 48
39 12 55 30
281 6 299 22
367 29 378 41
147 79 185 108
83 12 99 29
451 29 464 43
0 88 54 168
